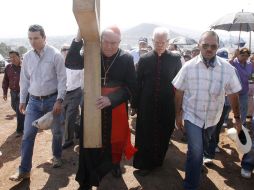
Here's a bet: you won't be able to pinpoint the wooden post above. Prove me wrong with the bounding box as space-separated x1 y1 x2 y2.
73 0 101 148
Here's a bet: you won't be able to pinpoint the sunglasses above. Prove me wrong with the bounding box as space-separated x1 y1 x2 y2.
201 44 218 50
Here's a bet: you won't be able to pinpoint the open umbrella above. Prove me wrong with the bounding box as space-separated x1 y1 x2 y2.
169 36 197 45
210 11 254 50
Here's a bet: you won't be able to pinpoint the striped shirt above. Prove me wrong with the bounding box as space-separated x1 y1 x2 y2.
172 55 242 129
20 44 67 103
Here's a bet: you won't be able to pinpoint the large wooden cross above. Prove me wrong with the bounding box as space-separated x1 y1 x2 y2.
73 0 101 148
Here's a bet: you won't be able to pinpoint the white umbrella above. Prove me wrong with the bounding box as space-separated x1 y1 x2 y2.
210 11 254 50
211 11 254 31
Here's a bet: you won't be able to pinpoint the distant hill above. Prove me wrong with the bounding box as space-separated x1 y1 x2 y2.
121 23 184 48
4 23 251 52
0 35 75 52
0 23 191 51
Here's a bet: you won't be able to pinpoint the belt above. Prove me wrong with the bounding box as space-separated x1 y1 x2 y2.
66 87 81 94
30 92 57 100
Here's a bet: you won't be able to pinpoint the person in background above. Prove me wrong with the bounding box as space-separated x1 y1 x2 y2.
250 54 254 64
9 24 66 181
168 43 185 64
231 48 252 126
147 45 153 51
241 53 254 179
191 46 200 58
229 48 240 64
61 31 84 149
129 37 148 117
130 37 149 70
2 50 25 137
167 43 178 52
183 52 192 62
247 53 254 119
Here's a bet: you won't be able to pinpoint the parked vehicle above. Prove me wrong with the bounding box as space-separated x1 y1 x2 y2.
0 59 5 73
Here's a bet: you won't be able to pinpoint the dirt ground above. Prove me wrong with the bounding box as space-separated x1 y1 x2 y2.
0 72 254 190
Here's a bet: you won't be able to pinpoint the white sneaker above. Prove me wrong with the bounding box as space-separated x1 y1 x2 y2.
203 157 213 165
222 122 227 127
215 146 220 153
241 168 252 179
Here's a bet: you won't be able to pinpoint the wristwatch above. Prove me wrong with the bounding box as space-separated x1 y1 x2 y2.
57 98 64 103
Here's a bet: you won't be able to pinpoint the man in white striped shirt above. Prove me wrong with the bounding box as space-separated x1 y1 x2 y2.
173 31 242 190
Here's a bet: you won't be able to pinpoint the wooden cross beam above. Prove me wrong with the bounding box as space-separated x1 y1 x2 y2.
73 0 101 148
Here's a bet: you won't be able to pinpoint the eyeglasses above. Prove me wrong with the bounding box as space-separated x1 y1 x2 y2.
153 40 168 46
201 44 218 50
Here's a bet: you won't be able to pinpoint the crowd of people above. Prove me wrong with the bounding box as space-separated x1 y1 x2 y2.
1 24 254 190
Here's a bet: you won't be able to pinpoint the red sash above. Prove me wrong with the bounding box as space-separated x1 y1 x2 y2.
102 87 137 163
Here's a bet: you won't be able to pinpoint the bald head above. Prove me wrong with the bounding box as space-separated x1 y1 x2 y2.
101 25 121 42
101 25 121 57
198 31 219 60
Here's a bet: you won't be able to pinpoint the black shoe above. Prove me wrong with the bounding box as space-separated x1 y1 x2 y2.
136 169 151 176
15 132 23 138
62 141 74 149
111 163 122 178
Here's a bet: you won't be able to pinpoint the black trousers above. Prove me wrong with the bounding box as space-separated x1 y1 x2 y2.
10 90 25 133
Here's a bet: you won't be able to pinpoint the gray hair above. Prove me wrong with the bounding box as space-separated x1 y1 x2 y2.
152 27 170 40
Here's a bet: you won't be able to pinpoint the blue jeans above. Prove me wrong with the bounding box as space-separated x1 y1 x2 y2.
19 95 63 173
239 93 248 125
183 120 216 190
241 135 254 171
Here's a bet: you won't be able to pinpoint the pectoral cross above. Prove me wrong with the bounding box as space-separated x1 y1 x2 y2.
102 75 107 86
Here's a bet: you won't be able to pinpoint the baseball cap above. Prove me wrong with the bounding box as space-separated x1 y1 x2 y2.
138 37 148 44
216 48 229 59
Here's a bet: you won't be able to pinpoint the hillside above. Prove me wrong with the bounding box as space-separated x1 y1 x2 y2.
1 23 252 52
0 23 197 51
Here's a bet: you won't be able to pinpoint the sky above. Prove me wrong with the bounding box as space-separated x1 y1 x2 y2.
0 0 253 38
